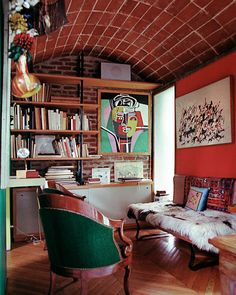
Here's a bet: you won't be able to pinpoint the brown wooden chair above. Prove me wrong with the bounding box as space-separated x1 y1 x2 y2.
38 193 133 295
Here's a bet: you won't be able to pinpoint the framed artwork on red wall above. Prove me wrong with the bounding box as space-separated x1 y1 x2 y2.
98 89 151 155
176 76 233 149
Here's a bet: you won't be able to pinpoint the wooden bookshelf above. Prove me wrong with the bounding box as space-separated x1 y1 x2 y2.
11 72 160 182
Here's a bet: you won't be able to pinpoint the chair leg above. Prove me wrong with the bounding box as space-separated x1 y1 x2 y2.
80 279 89 295
124 265 131 295
48 271 56 295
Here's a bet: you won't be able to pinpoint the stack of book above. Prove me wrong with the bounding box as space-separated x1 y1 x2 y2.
45 165 75 181
154 190 169 202
118 177 143 182
85 177 101 184
155 190 167 196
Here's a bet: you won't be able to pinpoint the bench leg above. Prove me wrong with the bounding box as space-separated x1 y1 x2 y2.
135 219 168 241
188 244 219 271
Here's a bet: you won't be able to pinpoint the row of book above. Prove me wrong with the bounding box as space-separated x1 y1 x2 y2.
11 134 90 159
11 105 90 131
45 138 89 158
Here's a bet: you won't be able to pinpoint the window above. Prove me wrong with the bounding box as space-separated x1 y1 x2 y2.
153 86 175 197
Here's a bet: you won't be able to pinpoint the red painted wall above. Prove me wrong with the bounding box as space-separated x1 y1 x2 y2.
175 51 236 178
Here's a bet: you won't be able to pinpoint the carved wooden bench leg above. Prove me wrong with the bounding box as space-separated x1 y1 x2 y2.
188 244 219 271
135 218 169 241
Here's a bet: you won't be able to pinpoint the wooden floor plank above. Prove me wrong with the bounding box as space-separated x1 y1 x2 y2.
6 229 221 294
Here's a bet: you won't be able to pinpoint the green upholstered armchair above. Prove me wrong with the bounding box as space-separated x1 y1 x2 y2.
38 193 133 295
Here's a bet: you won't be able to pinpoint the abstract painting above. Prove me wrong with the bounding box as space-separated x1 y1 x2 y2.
99 90 151 154
176 76 233 148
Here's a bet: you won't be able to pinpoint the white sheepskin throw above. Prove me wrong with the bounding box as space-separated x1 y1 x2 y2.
128 202 236 253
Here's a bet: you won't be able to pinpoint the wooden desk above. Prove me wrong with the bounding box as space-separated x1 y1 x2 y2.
209 234 236 295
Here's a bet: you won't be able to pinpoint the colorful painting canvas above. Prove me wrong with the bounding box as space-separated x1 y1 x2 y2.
176 76 232 148
99 90 151 154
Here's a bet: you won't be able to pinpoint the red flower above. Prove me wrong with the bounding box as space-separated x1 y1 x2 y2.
13 33 35 52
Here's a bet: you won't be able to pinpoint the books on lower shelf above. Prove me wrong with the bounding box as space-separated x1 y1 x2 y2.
45 165 75 181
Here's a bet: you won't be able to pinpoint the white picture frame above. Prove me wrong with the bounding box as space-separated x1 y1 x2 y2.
114 161 143 182
176 76 233 149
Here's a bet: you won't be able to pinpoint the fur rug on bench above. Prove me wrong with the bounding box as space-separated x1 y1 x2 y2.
127 201 236 253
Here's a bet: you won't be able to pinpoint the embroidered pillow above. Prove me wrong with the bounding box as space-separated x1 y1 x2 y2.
185 187 210 211
186 177 234 212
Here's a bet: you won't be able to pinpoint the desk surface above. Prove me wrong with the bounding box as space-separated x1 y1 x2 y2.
8 177 46 188
62 179 153 190
209 234 236 255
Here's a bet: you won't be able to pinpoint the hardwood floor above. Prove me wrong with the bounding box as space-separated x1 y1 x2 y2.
6 229 221 295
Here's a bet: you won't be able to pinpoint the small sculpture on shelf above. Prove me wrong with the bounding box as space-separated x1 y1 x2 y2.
16 147 39 178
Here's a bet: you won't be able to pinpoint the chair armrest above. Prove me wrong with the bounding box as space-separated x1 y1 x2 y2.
108 218 133 257
108 218 124 228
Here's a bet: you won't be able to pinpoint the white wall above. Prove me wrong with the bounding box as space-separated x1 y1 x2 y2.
153 86 175 196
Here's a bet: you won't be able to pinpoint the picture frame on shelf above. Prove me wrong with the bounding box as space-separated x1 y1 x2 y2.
34 135 59 156
92 167 110 184
98 89 151 155
114 161 143 182
176 76 233 149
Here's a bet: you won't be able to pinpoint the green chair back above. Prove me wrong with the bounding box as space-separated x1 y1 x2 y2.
40 208 121 269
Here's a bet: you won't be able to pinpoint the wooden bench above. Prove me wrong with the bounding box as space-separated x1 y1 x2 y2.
127 175 236 270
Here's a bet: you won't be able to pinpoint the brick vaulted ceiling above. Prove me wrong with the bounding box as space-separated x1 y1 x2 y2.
34 0 236 85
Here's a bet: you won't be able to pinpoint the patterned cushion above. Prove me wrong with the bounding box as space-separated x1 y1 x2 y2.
185 188 202 211
184 176 235 212
185 186 209 211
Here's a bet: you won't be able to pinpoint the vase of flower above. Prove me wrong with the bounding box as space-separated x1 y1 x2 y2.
11 53 41 98
9 32 41 99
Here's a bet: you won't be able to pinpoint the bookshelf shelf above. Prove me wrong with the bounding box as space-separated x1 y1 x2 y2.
12 100 99 110
35 73 161 90
11 129 99 135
